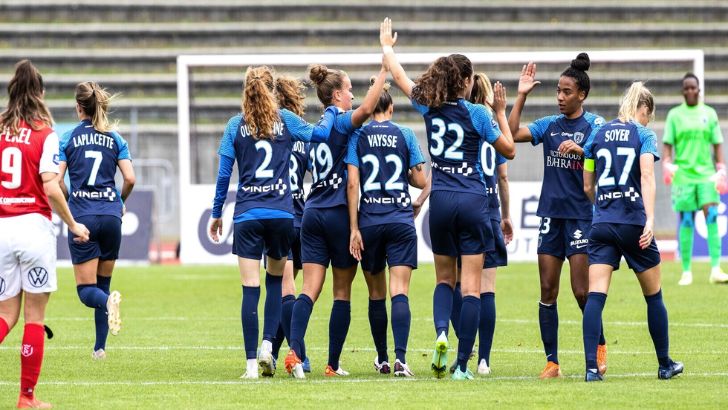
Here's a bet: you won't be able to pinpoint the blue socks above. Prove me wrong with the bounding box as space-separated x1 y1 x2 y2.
539 301 559 364
368 299 388 363
433 283 454 337
94 276 111 351
262 273 282 343
272 294 296 359
478 292 495 365
391 294 410 364
582 292 607 371
645 289 671 367
290 294 313 360
450 282 463 338
77 284 108 310
241 286 260 360
328 300 351 369
457 295 480 372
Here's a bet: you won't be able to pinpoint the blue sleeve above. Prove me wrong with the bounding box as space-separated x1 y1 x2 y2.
582 127 599 160
58 129 73 162
400 126 425 167
586 112 606 128
466 101 500 144
111 132 131 161
344 129 361 167
212 155 234 218
495 152 507 166
638 125 660 161
280 107 336 143
528 115 558 146
334 110 355 136
218 115 240 159
410 98 429 115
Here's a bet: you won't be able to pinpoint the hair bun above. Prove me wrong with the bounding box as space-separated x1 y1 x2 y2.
309 64 328 85
570 53 590 72
369 75 391 91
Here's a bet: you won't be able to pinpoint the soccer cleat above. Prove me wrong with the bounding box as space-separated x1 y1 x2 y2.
539 361 562 379
91 349 106 360
17 395 52 409
258 349 276 377
477 358 491 375
393 360 414 377
658 360 684 380
597 344 608 375
239 370 258 379
585 369 603 382
449 349 476 374
284 350 302 375
373 356 391 374
431 332 448 379
678 271 693 286
709 268 728 284
302 356 311 373
451 367 474 380
324 365 350 377
106 291 122 336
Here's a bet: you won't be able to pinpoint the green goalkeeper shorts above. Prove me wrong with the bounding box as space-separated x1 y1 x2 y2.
671 182 720 212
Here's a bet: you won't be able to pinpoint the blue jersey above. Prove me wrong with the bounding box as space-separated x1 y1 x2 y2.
289 140 310 227
528 111 605 220
216 109 321 221
480 140 507 221
583 119 659 226
412 99 501 196
306 110 356 209
59 120 130 219
345 120 425 228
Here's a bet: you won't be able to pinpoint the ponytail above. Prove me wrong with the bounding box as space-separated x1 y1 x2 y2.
0 59 53 133
617 81 654 123
468 72 494 111
275 75 306 117
370 76 393 114
243 66 279 140
75 81 119 133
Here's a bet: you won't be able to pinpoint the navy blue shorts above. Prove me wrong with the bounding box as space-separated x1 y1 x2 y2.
429 190 493 257
68 215 122 264
537 217 591 260
360 223 417 273
288 227 303 270
233 218 294 260
485 219 508 269
301 206 356 268
588 223 661 273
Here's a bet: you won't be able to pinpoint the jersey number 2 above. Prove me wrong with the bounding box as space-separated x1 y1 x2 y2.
596 147 636 187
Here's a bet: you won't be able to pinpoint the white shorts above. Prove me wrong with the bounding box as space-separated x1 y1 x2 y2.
0 213 58 301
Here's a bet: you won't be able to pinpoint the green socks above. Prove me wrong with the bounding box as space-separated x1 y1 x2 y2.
679 223 694 272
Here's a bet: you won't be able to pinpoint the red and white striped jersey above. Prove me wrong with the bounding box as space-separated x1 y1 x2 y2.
0 121 59 220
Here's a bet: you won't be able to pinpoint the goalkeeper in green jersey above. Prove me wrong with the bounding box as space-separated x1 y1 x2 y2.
662 73 728 285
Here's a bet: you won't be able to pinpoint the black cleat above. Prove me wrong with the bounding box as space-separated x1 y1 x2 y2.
658 361 684 380
585 370 604 382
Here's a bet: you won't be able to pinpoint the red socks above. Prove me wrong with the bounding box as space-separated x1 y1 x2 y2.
0 317 8 344
20 323 45 399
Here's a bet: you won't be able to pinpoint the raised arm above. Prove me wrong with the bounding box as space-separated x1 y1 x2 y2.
351 66 388 127
490 81 516 159
639 153 656 249
508 62 541 143
381 17 414 97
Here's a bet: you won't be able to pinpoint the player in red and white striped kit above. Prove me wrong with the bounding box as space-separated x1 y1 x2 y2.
0 59 90 409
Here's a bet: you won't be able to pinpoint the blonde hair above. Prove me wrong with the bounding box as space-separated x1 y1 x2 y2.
469 72 494 112
75 81 119 133
617 82 654 123
243 66 279 140
275 75 306 117
0 59 53 133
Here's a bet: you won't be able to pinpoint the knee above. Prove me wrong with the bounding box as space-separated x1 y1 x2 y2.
540 282 559 304
573 291 588 307
680 212 695 228
707 206 719 224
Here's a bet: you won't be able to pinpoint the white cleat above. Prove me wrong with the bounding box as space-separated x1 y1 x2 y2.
709 268 728 284
258 348 275 377
291 363 306 379
393 359 415 377
239 370 258 379
678 271 693 286
91 349 106 360
477 358 491 375
107 291 122 335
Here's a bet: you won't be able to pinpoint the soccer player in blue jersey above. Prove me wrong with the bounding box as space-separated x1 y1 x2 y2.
346 79 428 377
58 81 135 360
508 55 607 378
381 18 515 380
285 62 388 379
582 82 683 381
209 66 336 379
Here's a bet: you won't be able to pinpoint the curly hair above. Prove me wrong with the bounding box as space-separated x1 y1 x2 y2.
468 72 494 110
75 81 119 133
411 54 473 108
243 66 279 140
0 59 53 133
275 75 306 117
308 64 347 107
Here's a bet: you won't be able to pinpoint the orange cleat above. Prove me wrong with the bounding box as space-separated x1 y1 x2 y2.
597 344 608 375
324 365 350 377
17 395 52 409
284 349 302 375
539 361 563 379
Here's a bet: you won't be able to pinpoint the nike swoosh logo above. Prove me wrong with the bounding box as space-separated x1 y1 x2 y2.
575 244 588 249
550 132 560 136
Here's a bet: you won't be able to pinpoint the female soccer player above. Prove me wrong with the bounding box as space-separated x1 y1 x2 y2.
59 81 135 360
285 62 388 379
346 78 428 377
662 73 728 285
210 66 336 379
0 59 90 409
582 82 683 381
508 55 607 378
381 18 515 380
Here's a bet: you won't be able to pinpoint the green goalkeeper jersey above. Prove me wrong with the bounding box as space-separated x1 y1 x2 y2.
663 102 724 185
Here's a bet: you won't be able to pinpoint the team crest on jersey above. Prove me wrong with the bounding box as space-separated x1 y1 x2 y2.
573 132 585 144
21 344 33 357
0 277 5 296
27 267 48 288
594 117 605 126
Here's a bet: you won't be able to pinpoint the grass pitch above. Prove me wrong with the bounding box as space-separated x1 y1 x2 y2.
1 262 727 409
